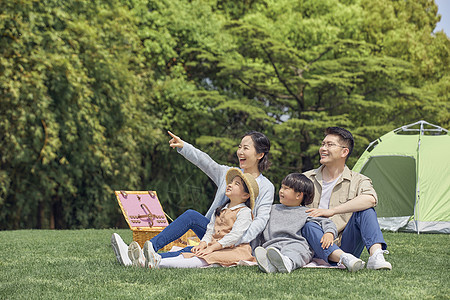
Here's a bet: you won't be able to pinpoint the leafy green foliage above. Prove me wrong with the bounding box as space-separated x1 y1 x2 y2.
185 0 449 177
0 0 160 228
0 0 448 229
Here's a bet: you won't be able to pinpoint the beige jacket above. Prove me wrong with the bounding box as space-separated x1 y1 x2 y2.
303 165 378 243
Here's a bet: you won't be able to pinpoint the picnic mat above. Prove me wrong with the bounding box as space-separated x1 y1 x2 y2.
167 246 344 269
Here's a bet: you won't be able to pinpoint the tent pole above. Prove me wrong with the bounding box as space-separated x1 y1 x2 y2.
415 122 425 234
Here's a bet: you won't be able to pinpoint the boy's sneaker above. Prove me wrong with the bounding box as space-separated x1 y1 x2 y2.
254 247 276 273
338 253 365 272
267 247 293 273
111 233 132 266
128 241 145 267
367 249 392 270
143 241 161 269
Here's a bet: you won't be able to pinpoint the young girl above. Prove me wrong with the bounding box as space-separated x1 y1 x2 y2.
111 130 274 266
255 173 364 273
131 168 258 268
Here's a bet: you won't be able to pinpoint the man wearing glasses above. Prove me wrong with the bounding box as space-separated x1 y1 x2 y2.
302 127 392 270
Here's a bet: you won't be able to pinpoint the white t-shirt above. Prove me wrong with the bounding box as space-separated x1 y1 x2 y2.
319 176 341 209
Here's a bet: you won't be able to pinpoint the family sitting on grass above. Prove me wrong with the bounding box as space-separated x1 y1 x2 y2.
111 127 392 272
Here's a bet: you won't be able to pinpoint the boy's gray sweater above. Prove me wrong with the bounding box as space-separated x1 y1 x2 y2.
257 204 338 269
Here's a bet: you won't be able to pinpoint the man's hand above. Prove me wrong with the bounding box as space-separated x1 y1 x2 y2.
306 208 335 218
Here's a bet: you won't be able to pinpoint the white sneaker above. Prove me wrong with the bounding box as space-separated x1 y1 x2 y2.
367 249 392 270
338 253 365 272
143 241 161 269
266 247 293 273
128 241 145 267
254 247 276 273
111 233 132 266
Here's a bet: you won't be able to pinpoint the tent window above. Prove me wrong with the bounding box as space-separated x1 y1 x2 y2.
360 156 416 218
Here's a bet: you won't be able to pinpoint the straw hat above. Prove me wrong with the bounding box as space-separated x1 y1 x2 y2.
225 168 259 210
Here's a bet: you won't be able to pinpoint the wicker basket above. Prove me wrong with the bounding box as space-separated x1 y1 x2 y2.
132 228 199 251
115 190 200 251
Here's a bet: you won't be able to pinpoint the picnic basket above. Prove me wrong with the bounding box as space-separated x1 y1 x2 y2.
115 190 200 251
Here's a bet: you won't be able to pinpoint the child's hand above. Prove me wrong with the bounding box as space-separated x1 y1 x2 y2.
191 241 207 254
168 131 184 149
196 247 214 257
196 242 222 257
320 232 334 249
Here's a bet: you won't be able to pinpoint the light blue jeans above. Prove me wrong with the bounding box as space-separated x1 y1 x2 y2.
302 208 387 263
150 209 209 258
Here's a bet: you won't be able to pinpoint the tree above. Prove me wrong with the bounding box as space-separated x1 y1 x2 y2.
0 0 161 228
182 0 449 184
1 0 447 229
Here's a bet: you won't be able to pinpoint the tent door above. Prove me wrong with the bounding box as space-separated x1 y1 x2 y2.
360 156 416 223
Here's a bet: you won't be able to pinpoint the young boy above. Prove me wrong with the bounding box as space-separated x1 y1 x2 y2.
255 173 364 273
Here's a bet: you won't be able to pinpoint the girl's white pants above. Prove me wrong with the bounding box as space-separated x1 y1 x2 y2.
159 254 210 269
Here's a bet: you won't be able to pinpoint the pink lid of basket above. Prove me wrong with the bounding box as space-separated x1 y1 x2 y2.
115 191 169 228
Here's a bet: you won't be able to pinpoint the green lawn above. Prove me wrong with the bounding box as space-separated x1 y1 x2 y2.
0 229 449 299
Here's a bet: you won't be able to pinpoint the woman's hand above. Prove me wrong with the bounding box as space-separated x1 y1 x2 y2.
168 131 184 149
320 232 335 249
191 241 207 254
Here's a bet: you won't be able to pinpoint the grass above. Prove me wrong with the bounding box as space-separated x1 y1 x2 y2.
0 229 449 300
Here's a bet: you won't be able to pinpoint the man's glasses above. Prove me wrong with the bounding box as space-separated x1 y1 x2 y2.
320 142 347 149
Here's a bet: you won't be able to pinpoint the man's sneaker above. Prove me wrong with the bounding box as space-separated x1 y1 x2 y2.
254 247 276 273
143 241 161 269
267 247 293 273
338 253 365 272
111 233 132 266
367 249 392 270
128 241 145 267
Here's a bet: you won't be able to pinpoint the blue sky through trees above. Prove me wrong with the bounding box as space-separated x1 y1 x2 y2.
435 0 449 35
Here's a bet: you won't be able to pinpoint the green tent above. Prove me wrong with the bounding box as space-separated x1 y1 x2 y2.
353 121 450 233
